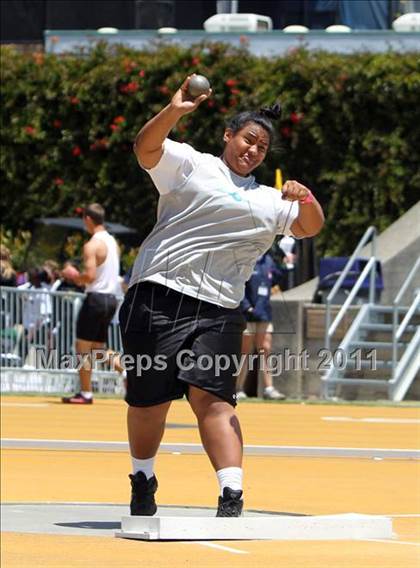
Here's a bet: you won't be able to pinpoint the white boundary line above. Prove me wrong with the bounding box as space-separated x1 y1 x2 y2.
365 539 420 547
2 438 419 459
0 403 50 408
193 542 248 554
389 514 420 518
197 539 420 550
322 416 420 424
3 503 419 518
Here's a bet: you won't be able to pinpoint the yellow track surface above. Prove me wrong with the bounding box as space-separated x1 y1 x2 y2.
1 396 420 567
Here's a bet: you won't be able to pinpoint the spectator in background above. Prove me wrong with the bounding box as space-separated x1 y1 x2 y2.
43 260 62 292
236 252 286 401
0 245 17 287
1 245 18 337
18 267 52 347
42 260 72 355
61 203 124 404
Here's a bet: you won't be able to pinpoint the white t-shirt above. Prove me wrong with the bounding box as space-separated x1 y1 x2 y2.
130 139 299 308
18 282 52 329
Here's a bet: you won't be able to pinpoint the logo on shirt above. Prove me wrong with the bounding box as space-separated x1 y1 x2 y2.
229 191 242 202
216 187 243 202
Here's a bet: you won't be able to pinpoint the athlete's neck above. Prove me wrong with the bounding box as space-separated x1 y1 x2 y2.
220 156 250 179
93 225 106 234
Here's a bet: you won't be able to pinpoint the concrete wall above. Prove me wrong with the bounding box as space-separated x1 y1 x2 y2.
359 201 420 305
269 300 349 399
269 299 305 398
380 236 420 305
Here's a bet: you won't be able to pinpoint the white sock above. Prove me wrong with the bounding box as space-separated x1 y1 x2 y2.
131 456 155 480
264 386 274 393
216 467 243 496
81 391 93 399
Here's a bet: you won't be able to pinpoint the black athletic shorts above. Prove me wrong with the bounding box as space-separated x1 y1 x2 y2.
76 292 118 343
119 282 246 408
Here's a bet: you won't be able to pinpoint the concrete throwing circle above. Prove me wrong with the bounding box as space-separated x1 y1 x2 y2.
2 504 393 541
1 503 300 538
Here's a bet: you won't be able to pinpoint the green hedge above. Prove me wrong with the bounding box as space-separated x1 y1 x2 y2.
1 42 419 256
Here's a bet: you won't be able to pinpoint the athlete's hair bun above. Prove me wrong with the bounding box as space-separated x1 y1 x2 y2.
259 102 282 120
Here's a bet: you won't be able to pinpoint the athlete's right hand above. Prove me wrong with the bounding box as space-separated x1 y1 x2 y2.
170 75 212 115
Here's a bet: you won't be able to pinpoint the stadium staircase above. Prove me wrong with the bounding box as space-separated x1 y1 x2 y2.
321 227 420 401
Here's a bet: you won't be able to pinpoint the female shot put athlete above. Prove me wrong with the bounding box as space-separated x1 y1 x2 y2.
119 75 324 517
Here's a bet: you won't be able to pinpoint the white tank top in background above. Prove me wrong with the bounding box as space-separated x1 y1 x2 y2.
85 230 120 295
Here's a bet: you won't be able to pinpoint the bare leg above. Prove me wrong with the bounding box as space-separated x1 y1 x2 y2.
254 330 273 388
105 349 125 374
76 338 94 392
236 332 254 392
127 402 171 459
188 385 242 470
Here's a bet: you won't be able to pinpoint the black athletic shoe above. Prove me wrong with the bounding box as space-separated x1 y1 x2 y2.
216 487 243 517
129 471 158 516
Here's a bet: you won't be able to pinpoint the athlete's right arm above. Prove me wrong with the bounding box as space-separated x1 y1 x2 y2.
134 75 211 169
61 241 98 287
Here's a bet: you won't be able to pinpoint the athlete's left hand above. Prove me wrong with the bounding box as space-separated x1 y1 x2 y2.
282 180 311 202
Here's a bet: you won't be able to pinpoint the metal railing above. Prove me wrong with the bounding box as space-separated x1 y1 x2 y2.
321 233 420 400
392 257 420 375
325 226 377 351
1 286 123 371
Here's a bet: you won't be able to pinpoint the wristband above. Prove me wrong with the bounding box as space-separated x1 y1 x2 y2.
299 190 314 205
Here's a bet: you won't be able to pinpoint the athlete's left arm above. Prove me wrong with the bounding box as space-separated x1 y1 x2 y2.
284 180 325 238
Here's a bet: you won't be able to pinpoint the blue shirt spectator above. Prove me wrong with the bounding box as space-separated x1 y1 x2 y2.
240 253 284 322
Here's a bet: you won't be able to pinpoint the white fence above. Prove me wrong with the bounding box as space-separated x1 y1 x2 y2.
1 287 123 392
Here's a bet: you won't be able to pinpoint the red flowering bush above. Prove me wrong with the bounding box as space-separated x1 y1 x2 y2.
1 42 419 256
119 81 139 94
90 138 109 150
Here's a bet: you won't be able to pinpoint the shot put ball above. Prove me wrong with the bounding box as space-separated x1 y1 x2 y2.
188 75 211 98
